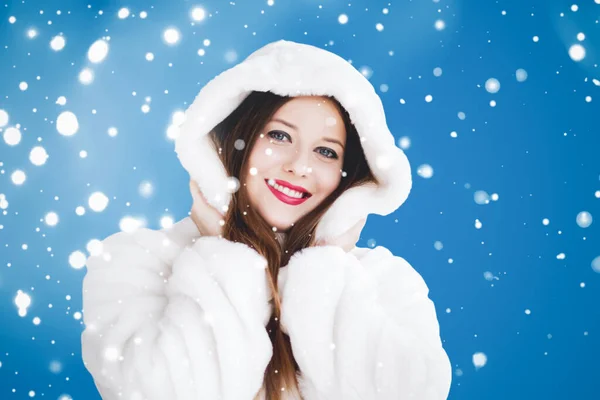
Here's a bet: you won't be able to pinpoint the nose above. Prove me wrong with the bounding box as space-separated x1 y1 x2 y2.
283 149 311 177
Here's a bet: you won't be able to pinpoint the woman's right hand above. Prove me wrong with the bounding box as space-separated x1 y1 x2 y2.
313 217 366 253
189 179 224 237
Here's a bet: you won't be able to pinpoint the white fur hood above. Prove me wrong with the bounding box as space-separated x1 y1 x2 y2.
174 39 412 242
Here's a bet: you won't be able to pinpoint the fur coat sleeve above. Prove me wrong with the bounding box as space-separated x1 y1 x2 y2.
279 245 452 400
81 222 273 400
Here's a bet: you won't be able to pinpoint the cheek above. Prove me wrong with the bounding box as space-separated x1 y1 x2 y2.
314 165 342 195
248 141 282 172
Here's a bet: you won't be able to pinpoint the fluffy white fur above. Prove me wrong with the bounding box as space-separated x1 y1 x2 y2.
82 40 451 400
82 216 451 399
174 39 412 243
82 218 274 399
281 245 452 400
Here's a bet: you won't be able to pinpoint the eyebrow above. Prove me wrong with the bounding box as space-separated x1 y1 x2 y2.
271 118 345 150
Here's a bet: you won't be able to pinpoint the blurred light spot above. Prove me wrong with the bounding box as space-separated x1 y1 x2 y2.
359 66 373 79
49 360 63 374
398 136 411 150
417 164 433 179
576 211 592 228
79 68 94 85
163 28 180 45
3 127 21 146
30 146 49 166
569 44 585 61
472 352 487 369
45 212 59 226
86 239 103 256
474 190 490 205
224 50 238 63
160 216 174 229
516 69 528 82
108 127 118 137
119 216 146 233
11 170 26 185
0 109 8 127
56 111 79 136
15 290 32 317
87 39 109 63
591 256 600 273
69 251 87 269
138 180 154 198
50 35 66 51
485 78 500 93
88 192 109 212
191 7 206 21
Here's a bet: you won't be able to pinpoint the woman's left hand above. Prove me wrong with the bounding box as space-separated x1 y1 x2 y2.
313 217 367 253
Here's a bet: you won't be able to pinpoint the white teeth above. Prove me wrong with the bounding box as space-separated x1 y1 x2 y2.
267 180 304 199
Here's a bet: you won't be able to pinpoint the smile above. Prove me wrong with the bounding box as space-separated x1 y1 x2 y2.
265 179 312 206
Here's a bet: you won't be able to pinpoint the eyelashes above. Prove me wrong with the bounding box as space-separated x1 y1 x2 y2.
267 130 339 160
267 130 289 142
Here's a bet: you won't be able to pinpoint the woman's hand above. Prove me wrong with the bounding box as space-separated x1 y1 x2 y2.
313 217 367 253
189 179 224 237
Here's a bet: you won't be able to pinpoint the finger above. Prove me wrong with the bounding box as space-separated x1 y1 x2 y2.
355 217 367 234
191 189 224 223
342 218 366 240
189 179 201 201
355 217 367 229
190 180 210 207
335 218 366 250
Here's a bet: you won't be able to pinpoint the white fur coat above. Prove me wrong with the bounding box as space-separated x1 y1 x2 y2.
81 39 452 399
82 217 451 400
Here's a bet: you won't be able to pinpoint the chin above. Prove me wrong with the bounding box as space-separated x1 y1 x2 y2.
262 214 295 232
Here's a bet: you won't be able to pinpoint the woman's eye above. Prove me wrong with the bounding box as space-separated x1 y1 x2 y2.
318 147 338 159
268 130 289 142
268 130 338 159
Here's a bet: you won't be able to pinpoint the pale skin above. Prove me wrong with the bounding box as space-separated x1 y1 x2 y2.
189 96 366 252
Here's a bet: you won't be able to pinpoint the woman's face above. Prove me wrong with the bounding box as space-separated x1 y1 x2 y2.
245 96 347 232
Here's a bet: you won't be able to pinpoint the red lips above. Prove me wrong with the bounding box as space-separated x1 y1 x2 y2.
265 179 312 206
273 179 311 195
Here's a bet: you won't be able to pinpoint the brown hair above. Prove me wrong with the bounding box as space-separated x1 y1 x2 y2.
208 91 377 399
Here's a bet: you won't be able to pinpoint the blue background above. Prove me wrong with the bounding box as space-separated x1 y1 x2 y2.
1 0 599 399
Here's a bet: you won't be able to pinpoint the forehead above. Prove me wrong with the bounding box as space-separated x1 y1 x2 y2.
271 96 346 139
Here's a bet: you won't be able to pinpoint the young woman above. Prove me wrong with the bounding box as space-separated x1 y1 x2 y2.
81 40 452 400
